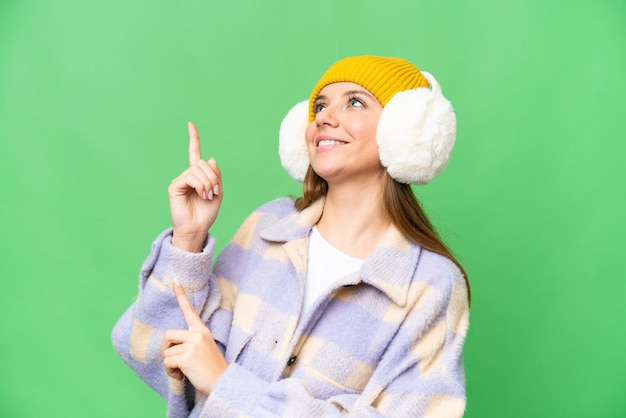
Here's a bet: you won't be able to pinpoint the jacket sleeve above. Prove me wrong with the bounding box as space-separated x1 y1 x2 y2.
199 261 470 418
111 228 224 416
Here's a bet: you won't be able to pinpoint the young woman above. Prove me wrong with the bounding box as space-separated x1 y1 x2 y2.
113 55 470 417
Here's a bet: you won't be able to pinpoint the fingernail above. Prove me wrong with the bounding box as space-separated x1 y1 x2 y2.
173 278 181 286
202 191 207 200
213 184 219 195
208 190 214 200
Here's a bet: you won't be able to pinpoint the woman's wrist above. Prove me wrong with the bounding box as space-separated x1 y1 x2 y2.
171 230 208 253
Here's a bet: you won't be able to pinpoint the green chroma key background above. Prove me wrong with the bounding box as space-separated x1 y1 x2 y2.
1 0 624 416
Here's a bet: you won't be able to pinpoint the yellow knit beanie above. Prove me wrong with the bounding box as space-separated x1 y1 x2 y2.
308 55 430 121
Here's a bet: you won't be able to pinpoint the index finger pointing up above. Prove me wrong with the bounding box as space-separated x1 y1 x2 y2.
172 279 205 330
188 121 201 165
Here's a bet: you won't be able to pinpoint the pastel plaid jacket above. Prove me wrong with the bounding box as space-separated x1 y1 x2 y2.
112 197 469 417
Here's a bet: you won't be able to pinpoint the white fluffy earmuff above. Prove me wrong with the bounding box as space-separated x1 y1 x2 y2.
278 71 456 184
278 100 309 182
377 72 456 184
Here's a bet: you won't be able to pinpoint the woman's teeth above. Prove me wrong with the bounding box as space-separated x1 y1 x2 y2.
318 140 345 147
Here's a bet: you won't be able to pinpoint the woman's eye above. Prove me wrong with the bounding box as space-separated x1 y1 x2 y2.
313 103 326 113
349 98 364 107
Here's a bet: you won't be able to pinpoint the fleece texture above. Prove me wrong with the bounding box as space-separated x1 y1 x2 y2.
112 197 469 417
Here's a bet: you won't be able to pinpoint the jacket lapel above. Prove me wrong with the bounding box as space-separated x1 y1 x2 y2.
259 197 422 307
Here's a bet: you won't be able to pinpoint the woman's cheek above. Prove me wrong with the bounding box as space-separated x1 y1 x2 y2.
305 123 317 153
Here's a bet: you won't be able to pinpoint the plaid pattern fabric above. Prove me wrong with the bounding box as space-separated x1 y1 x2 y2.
112 197 469 417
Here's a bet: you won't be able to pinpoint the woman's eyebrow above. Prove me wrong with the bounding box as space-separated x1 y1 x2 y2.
343 89 377 101
314 89 377 103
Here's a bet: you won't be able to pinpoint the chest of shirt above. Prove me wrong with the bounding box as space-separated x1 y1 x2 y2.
218 245 406 396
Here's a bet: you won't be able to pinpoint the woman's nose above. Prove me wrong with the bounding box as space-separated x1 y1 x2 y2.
315 106 339 127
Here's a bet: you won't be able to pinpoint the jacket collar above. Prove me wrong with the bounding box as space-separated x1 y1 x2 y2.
259 197 421 307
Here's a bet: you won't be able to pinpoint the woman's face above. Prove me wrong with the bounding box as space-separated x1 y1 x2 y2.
305 82 384 185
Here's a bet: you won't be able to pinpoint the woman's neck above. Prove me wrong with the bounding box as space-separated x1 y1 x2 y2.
316 179 391 259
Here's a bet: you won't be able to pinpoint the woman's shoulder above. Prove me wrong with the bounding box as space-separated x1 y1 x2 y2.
412 248 468 305
252 197 298 218
227 197 298 245
416 249 463 282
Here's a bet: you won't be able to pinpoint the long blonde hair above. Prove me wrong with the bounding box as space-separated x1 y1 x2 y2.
295 166 471 304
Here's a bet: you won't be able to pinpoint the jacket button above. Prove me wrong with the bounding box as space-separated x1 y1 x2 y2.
287 356 297 366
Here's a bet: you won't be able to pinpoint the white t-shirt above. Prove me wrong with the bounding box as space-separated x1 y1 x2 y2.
303 226 365 314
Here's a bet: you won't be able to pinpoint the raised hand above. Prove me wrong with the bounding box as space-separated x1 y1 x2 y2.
161 280 228 396
168 122 223 252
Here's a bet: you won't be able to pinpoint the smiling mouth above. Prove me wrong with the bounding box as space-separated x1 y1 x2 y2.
317 139 347 147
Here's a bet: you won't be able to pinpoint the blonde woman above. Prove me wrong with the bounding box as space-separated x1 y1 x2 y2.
113 55 470 417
